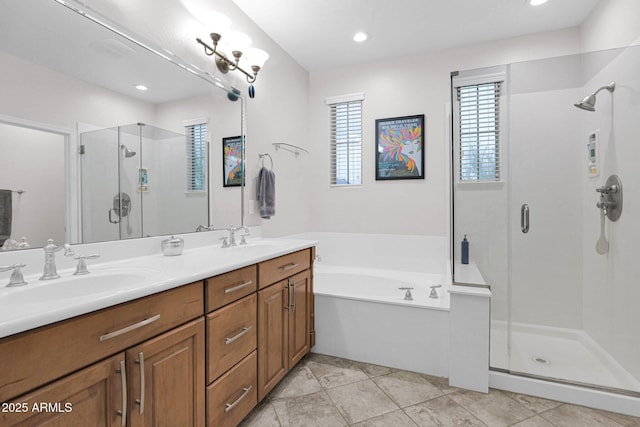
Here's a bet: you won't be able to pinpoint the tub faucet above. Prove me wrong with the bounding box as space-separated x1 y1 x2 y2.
430 284 442 299
40 239 75 280
398 287 414 301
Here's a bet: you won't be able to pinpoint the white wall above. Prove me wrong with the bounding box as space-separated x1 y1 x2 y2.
307 29 581 238
0 123 65 246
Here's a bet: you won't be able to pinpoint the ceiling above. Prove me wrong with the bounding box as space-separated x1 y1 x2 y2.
231 0 601 71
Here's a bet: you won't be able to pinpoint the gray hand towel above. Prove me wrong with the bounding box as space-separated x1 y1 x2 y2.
257 167 276 219
0 189 12 245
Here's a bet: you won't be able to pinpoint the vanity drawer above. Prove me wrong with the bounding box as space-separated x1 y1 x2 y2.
258 249 311 289
207 293 257 383
0 281 204 402
206 265 257 312
206 350 257 427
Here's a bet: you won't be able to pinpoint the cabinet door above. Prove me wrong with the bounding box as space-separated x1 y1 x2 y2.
257 280 289 401
0 353 125 427
128 318 205 427
288 270 311 367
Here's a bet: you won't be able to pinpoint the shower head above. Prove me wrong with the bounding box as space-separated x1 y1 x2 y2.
120 144 136 158
574 81 615 112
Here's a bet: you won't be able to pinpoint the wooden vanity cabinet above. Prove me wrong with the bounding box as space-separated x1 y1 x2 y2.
205 267 258 426
0 282 205 427
0 353 124 427
257 249 313 401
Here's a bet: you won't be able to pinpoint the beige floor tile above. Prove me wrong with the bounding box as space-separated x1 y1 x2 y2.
269 365 323 400
326 379 399 424
404 395 486 427
239 401 281 427
511 415 556 427
448 389 536 427
540 404 626 427
596 409 640 427
372 370 443 408
272 391 347 427
356 361 397 378
502 391 563 413
305 354 369 389
350 409 418 427
421 374 460 395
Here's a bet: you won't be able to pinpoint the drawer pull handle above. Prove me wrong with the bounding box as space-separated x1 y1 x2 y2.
281 262 300 271
224 280 253 294
116 360 127 426
225 385 252 413
135 352 145 414
99 314 161 342
225 326 252 345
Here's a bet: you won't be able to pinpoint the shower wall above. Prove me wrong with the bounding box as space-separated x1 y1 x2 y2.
580 44 640 382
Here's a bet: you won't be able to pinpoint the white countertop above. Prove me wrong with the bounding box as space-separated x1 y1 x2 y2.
0 237 317 339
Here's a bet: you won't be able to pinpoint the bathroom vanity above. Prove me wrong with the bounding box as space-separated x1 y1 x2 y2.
0 239 316 427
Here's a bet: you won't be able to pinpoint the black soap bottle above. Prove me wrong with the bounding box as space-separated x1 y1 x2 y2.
461 235 469 265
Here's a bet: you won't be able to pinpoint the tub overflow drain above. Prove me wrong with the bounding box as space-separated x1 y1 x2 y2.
532 356 550 365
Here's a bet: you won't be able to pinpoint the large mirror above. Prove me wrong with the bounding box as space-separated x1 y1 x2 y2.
0 0 243 249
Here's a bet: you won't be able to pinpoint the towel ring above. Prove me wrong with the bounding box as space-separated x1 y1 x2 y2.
258 153 273 169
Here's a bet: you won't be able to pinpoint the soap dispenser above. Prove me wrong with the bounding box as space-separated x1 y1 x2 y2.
461 235 469 265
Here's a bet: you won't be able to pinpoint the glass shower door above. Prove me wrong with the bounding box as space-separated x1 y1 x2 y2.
507 49 640 393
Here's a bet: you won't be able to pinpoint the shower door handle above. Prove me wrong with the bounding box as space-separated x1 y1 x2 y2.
108 208 120 224
521 204 530 233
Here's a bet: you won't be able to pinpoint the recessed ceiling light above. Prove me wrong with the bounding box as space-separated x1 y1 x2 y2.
527 0 549 5
135 84 148 91
353 32 368 42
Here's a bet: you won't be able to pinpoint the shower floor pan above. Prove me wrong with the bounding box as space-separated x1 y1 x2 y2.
491 321 640 393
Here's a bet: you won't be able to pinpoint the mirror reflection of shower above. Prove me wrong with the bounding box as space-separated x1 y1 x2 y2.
574 81 615 111
120 144 136 158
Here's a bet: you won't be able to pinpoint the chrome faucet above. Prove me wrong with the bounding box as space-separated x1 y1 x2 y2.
40 239 75 280
0 263 27 287
224 225 250 247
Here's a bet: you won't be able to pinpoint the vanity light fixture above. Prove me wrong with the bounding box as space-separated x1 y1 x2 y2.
195 12 269 83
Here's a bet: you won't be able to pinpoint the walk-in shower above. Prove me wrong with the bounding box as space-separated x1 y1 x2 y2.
79 123 208 244
452 44 640 413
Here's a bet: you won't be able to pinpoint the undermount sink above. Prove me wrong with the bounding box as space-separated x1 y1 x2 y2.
0 267 159 306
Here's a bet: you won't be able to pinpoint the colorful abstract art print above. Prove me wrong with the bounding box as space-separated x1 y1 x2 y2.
223 136 244 187
375 114 425 180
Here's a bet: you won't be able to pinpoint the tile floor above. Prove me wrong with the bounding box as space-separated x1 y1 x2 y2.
240 353 640 427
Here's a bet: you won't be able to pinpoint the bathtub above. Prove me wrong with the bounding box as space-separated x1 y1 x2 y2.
314 265 450 310
286 232 491 391
292 232 453 377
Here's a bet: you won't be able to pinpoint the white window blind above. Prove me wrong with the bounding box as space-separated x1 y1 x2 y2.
329 100 362 185
185 122 207 192
457 82 501 181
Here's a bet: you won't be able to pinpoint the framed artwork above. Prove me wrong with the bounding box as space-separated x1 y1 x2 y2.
222 136 243 187
375 114 425 180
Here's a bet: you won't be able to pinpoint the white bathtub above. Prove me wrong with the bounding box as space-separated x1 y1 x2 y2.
312 263 451 377
314 265 450 310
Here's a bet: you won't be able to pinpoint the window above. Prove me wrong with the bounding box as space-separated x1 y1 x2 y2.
456 81 502 182
327 93 364 185
184 119 207 192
